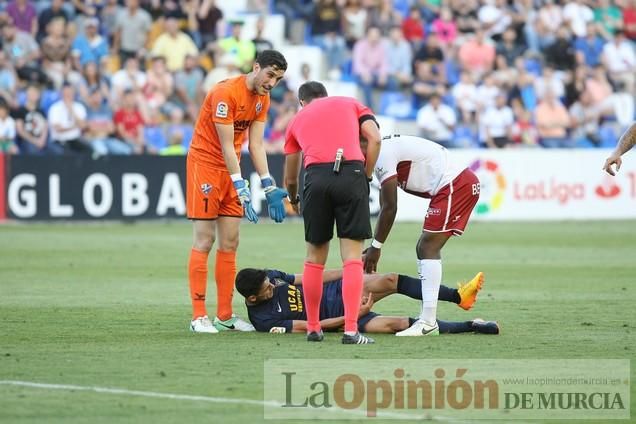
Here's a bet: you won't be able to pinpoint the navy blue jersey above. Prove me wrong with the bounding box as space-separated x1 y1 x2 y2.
246 269 378 333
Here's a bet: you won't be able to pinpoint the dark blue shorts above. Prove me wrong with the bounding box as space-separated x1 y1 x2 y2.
319 279 380 333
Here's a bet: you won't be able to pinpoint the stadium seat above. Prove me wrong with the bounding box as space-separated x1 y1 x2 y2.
599 125 617 148
453 125 478 148
379 91 415 120
144 126 168 151
393 0 412 17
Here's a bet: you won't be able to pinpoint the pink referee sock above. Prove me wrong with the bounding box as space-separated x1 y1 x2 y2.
342 259 364 334
302 262 324 333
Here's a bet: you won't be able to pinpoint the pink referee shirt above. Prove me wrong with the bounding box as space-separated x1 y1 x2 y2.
284 96 375 167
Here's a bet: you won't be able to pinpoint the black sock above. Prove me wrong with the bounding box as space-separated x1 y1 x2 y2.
437 320 473 334
438 285 461 304
398 274 460 303
397 274 422 299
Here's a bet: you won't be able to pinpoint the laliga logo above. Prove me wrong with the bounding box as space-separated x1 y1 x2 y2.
595 176 621 199
469 159 506 215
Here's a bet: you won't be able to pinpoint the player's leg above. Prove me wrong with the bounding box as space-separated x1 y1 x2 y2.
189 219 218 333
186 158 220 333
302 167 334 341
362 272 399 302
211 173 253 332
362 316 410 334
339 237 365 336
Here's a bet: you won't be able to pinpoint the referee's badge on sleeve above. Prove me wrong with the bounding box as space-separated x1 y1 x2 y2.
216 102 228 118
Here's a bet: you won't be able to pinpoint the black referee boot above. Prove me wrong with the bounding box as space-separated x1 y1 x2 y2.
307 330 324 342
342 332 375 344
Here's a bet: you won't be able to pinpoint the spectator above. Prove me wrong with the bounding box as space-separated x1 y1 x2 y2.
458 28 496 79
100 0 122 42
452 71 479 123
0 51 17 107
416 93 457 148
385 26 413 87
272 0 314 40
78 61 111 105
143 55 174 115
496 28 525 67
173 53 204 120
287 62 313 95
412 61 446 108
342 0 367 49
48 82 91 154
151 13 199 73
624 0 636 41
476 72 500 111
602 30 636 95
160 131 187 155
310 0 347 76
6 0 37 37
535 89 571 148
478 0 512 42
0 98 18 154
413 32 444 72
191 0 223 49
569 91 601 146
252 16 274 58
432 7 458 48
114 0 152 63
367 0 402 35
543 26 576 71
217 20 256 73
511 100 538 146
562 0 593 38
111 56 147 105
534 65 565 101
534 0 562 50
13 84 59 155
352 25 392 110
164 107 192 151
202 54 241 92
480 93 514 148
564 65 589 107
37 0 69 42
71 17 109 66
84 88 133 156
1 17 40 69
41 16 71 89
451 0 479 35
401 6 425 47
113 89 146 154
593 0 623 40
574 22 606 68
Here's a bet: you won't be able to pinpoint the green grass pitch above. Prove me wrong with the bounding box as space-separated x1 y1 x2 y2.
0 220 634 423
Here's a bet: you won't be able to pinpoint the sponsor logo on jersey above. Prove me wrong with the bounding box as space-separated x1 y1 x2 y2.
256 102 263 114
215 102 228 118
426 207 441 218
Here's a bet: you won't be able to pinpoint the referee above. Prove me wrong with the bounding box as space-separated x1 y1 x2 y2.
284 81 382 345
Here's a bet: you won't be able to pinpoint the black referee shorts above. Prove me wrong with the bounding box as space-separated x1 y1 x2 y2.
302 161 372 244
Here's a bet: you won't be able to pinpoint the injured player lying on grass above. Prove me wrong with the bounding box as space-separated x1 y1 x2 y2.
235 268 499 335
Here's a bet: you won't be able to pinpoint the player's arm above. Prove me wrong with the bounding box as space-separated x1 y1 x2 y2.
284 151 302 212
604 122 636 176
291 318 344 333
364 178 398 273
360 119 382 179
249 120 288 222
248 120 270 176
293 269 344 285
215 122 241 175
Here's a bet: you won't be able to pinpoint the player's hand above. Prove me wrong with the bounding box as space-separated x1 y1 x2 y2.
233 179 258 223
603 153 622 176
363 246 381 273
264 185 288 223
359 293 374 317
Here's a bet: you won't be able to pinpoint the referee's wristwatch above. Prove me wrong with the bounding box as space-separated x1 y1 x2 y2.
288 195 300 205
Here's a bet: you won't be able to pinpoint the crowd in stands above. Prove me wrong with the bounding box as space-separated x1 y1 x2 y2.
0 0 634 156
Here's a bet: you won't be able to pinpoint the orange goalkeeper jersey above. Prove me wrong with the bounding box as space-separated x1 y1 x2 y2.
188 74 270 169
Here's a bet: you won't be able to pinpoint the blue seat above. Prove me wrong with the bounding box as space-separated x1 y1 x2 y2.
40 90 61 114
453 125 478 148
144 126 168 150
599 125 617 148
379 91 415 119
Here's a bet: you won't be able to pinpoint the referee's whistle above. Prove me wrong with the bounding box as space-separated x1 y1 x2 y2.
333 148 344 173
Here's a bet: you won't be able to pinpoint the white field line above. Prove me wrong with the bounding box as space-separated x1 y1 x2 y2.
0 379 477 422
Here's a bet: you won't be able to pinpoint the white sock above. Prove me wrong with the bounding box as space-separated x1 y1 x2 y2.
417 259 442 326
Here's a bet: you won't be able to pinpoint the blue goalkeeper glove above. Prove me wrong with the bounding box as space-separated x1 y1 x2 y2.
233 179 258 223
262 177 288 223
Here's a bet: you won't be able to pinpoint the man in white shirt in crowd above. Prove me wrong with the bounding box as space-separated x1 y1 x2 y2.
602 30 636 95
416 93 457 148
479 93 514 148
48 82 90 153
